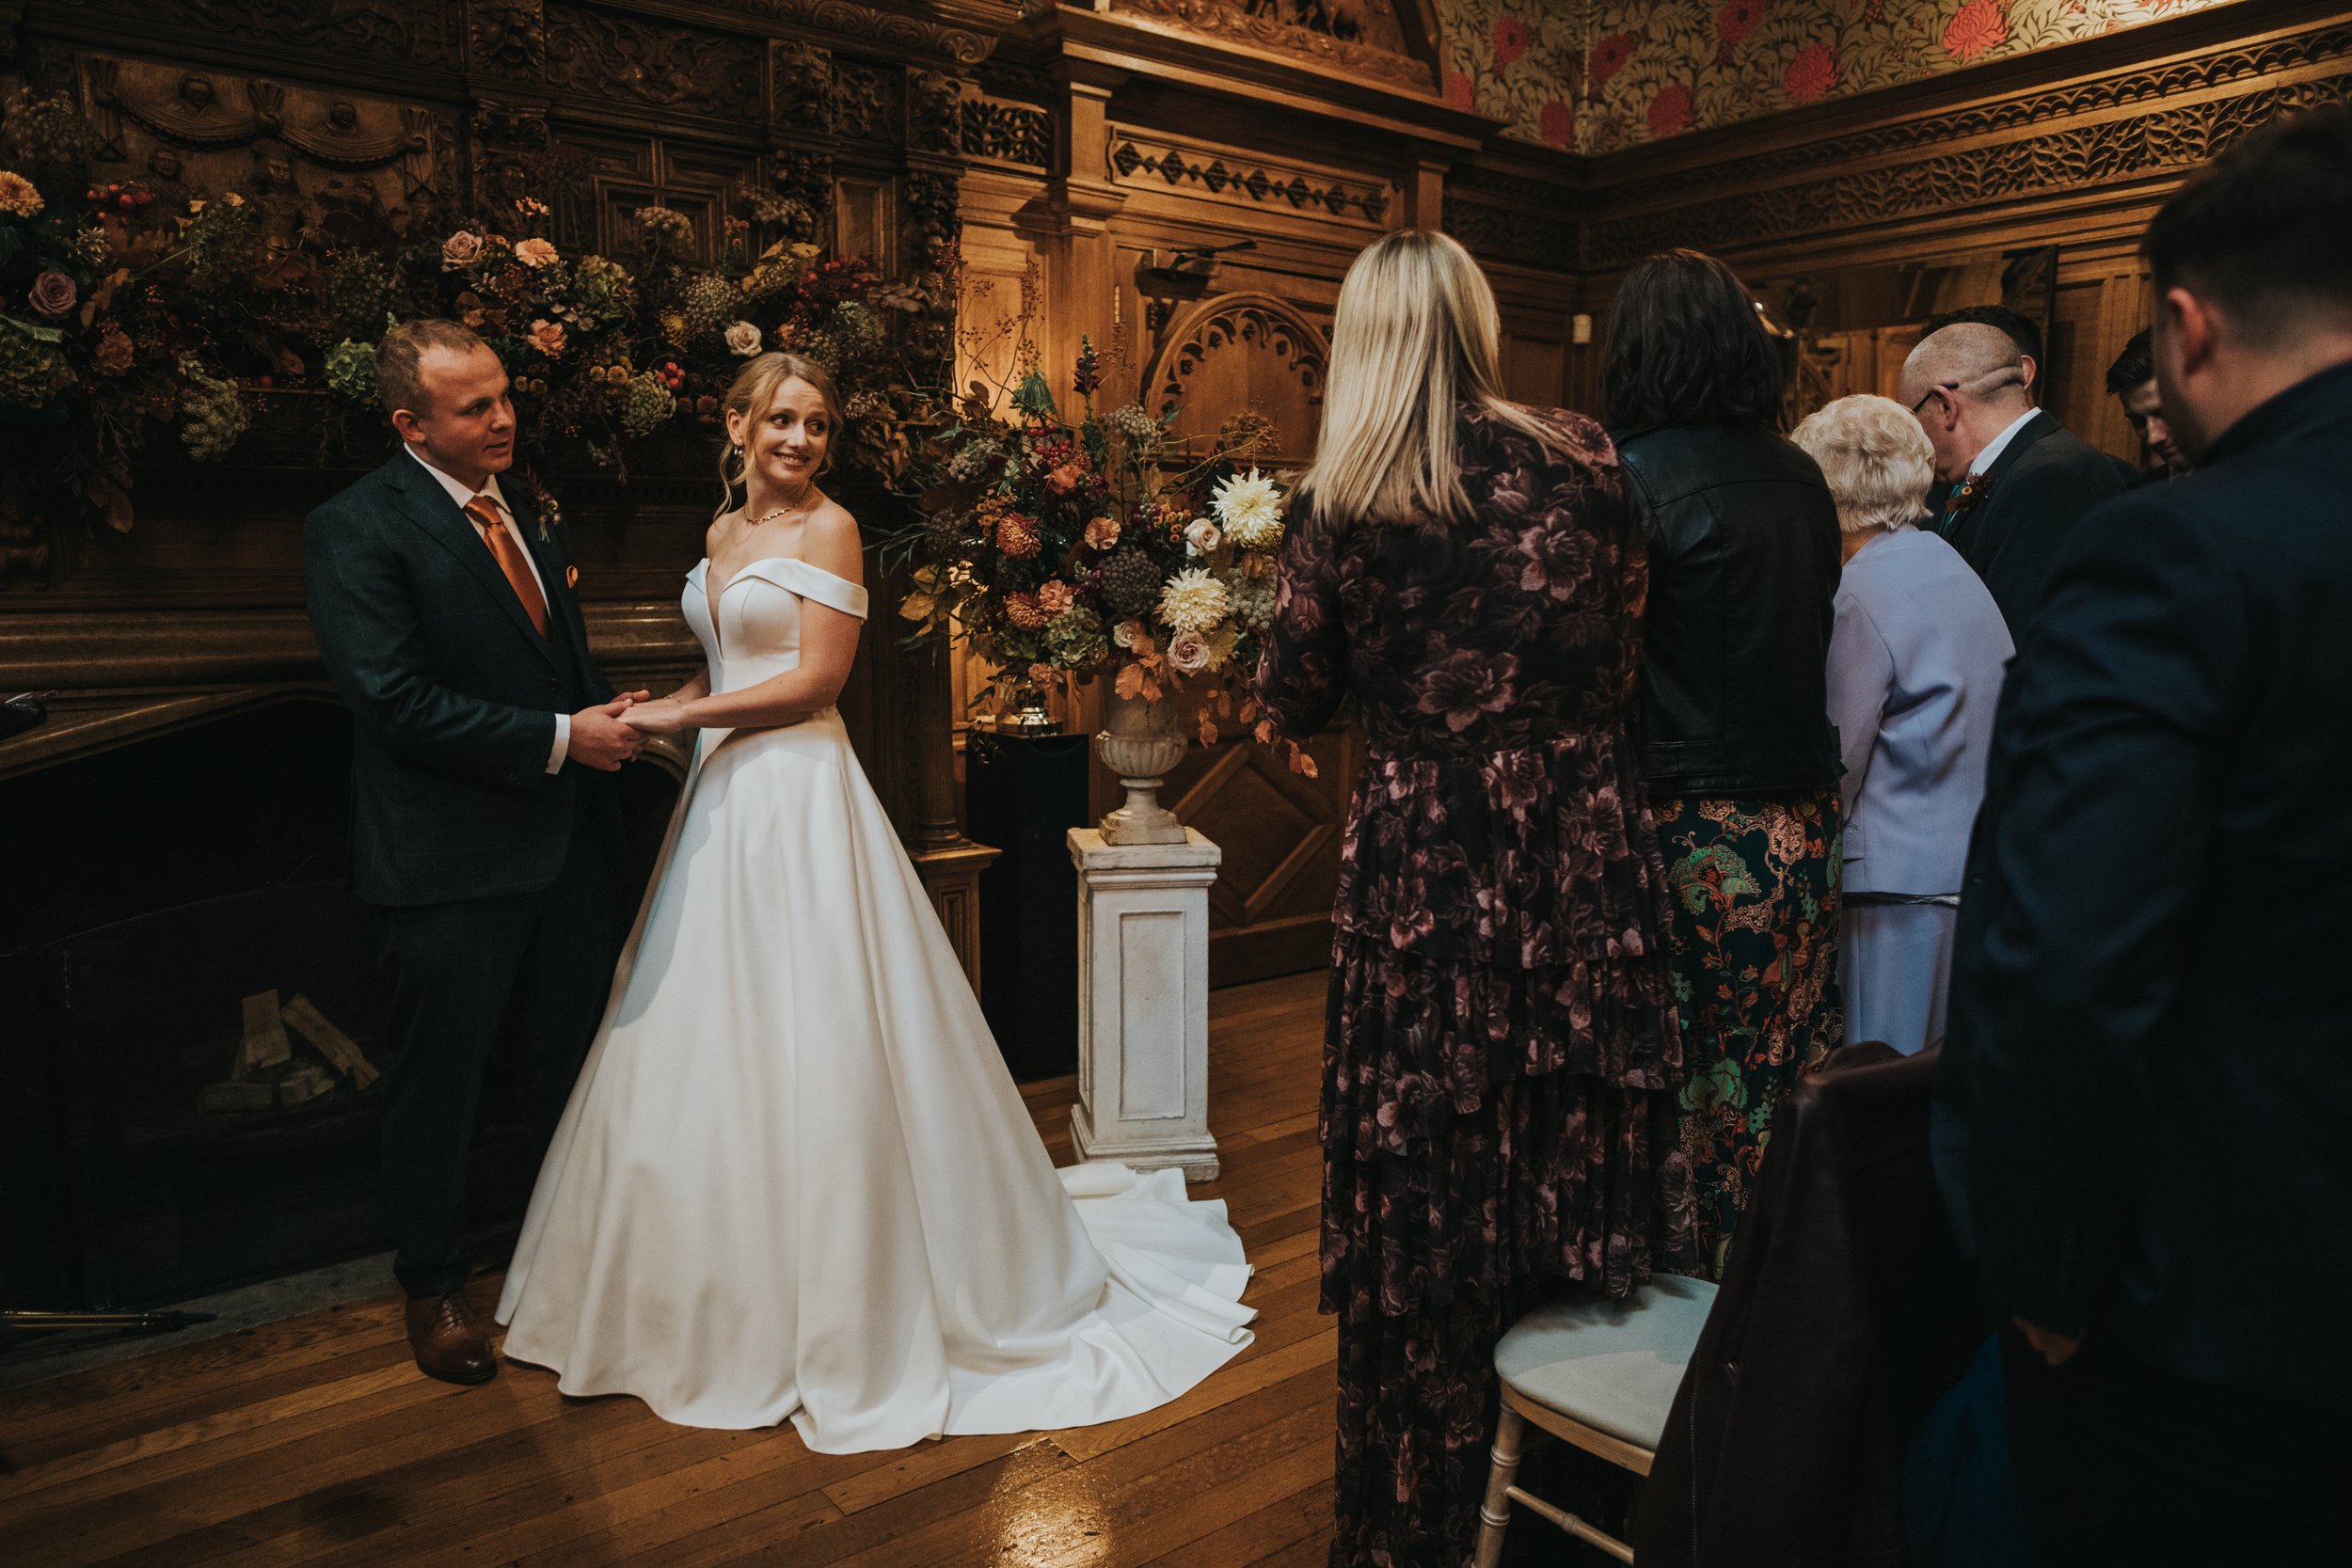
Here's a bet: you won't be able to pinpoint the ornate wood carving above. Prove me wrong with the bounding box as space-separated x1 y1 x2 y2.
82 56 450 228
66 0 463 68
831 59 903 144
1441 189 1577 272
469 0 546 77
541 4 761 119
1589 72 2352 264
1147 292 1328 461
771 40 834 135
1108 0 1432 91
1108 131 1388 226
739 0 994 67
961 95 1052 169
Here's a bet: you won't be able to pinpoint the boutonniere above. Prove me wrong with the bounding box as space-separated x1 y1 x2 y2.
514 468 563 543
1949 475 1994 518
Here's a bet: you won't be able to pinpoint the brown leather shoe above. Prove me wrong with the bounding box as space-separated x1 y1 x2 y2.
405 1289 498 1385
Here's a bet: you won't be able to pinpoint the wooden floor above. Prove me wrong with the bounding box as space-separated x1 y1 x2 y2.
0 974 1335 1568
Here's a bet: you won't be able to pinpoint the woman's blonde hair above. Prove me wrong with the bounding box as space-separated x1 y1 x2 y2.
717 351 842 508
1295 229 1589 528
1791 394 1939 534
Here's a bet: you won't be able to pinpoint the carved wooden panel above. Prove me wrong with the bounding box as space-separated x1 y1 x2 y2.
79 56 452 230
1159 720 1362 986
1146 293 1328 463
559 128 756 268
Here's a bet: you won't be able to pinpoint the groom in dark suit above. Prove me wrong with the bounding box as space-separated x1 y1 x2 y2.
305 319 644 1384
1900 321 2127 636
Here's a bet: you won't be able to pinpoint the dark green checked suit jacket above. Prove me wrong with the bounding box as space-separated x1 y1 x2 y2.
304 452 619 908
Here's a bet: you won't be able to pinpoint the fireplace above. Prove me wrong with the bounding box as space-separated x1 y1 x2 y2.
0 695 681 1309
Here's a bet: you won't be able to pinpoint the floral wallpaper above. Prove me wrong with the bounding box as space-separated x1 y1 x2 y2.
1438 0 2249 153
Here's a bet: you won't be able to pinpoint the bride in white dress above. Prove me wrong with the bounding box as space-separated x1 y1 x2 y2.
495 352 1254 1451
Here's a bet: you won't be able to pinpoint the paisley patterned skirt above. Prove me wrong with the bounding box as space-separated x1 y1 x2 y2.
1651 789 1845 1280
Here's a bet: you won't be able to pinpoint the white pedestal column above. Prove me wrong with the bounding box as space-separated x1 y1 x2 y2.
1067 827 1223 1182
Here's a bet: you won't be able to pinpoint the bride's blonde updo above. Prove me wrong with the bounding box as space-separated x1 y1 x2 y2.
716 351 844 508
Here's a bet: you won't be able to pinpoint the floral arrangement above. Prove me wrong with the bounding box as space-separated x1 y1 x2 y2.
894 338 1308 763
0 87 928 573
320 200 925 490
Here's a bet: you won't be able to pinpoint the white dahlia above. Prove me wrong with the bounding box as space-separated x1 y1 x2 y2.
1212 467 1285 549
1157 567 1231 633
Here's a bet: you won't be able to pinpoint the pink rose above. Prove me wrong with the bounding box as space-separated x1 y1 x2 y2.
27 270 76 316
527 318 566 357
1038 579 1074 615
1168 628 1210 674
514 237 558 268
723 320 762 357
441 230 483 270
1044 462 1083 496
1184 518 1221 555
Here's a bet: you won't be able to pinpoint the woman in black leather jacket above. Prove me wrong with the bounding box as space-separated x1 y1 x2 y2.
1604 248 1846 1279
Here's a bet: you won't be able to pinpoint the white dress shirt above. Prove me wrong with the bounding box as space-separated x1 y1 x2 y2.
1967 406 2040 479
405 446 569 774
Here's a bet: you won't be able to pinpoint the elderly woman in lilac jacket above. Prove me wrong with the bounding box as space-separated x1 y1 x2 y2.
1795 395 2014 1054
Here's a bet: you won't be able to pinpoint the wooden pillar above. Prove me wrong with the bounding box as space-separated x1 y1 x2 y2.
1399 155 1447 232
1026 63 1128 404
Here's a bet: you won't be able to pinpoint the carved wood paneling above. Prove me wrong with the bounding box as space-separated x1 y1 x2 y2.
541 4 761 120
1108 129 1389 227
1146 292 1328 461
1588 73 2352 266
81 56 452 224
1109 0 1433 92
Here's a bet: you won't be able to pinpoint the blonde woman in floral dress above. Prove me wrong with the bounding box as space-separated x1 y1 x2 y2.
1256 230 1691 1568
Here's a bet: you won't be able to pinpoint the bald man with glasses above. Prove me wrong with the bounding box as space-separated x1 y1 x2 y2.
1901 323 2127 635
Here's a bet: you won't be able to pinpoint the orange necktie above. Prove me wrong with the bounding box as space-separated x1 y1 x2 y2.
465 495 548 638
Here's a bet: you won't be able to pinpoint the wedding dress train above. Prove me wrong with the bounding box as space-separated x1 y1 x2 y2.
496 553 1254 1450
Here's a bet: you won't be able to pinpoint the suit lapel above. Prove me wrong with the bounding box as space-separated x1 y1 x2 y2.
379 454 560 670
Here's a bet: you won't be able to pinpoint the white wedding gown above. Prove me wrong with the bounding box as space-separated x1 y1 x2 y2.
496 554 1255 1450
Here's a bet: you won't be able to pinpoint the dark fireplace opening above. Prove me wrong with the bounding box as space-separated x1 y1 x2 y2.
1 696 680 1311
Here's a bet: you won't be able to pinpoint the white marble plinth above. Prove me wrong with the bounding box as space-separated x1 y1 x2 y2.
1066 827 1223 1182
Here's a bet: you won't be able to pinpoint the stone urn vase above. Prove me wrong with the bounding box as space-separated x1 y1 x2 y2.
1093 691 1190 845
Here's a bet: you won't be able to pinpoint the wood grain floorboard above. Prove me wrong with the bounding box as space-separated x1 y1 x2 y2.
0 972 1336 1568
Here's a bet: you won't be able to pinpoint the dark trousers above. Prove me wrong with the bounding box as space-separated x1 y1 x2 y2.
373 817 622 1299
2001 1325 2349 1565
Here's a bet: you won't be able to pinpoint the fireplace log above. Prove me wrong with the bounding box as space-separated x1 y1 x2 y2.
275 1061 335 1109
199 1081 278 1114
236 989 294 1079
280 994 380 1090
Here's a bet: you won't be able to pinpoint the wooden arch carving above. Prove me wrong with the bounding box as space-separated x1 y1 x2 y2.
1145 292 1329 463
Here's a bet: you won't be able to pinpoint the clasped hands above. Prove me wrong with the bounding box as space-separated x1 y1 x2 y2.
568 690 654 770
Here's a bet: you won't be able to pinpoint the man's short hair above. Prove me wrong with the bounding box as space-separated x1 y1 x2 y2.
2106 328 2155 397
2143 101 2352 346
376 319 490 418
1921 303 2044 369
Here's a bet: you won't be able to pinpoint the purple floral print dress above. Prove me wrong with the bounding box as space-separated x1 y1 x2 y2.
1255 405 1694 1568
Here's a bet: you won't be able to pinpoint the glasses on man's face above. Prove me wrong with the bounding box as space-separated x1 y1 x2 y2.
1911 383 1955 416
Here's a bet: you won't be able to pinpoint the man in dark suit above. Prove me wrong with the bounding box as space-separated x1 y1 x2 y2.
305 320 644 1384
1900 321 2127 634
2105 326 2190 479
1935 103 2352 1562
